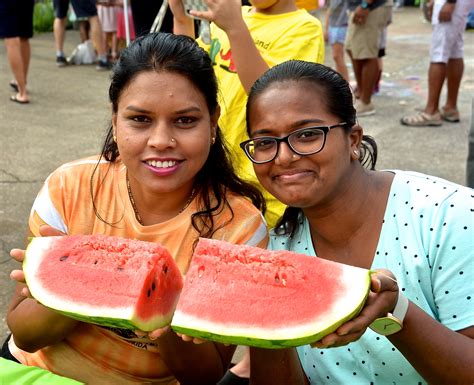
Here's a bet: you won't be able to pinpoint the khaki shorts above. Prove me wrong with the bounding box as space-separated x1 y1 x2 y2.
345 5 392 60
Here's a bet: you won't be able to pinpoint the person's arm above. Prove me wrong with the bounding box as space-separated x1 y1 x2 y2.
7 227 79 353
249 347 309 385
324 1 331 42
184 0 270 93
169 0 196 37
352 0 371 25
313 272 474 385
153 331 236 385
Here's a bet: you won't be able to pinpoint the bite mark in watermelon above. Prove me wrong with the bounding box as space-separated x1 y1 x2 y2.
23 235 183 331
171 238 371 348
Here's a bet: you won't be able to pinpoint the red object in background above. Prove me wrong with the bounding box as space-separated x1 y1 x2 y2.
117 7 135 41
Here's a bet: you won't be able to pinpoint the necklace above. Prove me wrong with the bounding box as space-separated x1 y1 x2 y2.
126 173 195 225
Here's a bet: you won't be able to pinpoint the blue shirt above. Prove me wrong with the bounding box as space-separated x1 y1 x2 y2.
269 171 474 384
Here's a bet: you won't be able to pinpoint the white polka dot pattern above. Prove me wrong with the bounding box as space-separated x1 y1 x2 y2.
269 170 474 384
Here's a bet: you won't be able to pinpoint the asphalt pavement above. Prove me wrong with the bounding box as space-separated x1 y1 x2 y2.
1 6 473 345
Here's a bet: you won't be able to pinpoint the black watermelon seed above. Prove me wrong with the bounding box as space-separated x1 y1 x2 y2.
59 255 68 261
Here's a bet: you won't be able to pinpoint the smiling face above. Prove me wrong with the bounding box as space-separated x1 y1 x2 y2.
112 70 217 195
248 80 360 209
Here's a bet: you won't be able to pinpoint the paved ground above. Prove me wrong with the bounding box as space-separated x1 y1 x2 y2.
1 6 473 346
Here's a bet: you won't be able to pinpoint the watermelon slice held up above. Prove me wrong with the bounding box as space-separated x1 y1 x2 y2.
23 235 183 332
171 238 371 348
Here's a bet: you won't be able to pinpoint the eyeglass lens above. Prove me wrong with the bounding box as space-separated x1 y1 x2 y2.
247 128 326 163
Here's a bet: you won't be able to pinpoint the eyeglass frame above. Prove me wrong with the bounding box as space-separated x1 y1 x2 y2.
240 122 348 164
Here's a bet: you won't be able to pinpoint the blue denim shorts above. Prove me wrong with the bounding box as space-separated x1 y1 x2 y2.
328 25 348 45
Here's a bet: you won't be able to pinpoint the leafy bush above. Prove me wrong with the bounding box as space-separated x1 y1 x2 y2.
33 0 55 33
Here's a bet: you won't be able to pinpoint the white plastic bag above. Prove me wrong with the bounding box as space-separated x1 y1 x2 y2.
67 40 97 65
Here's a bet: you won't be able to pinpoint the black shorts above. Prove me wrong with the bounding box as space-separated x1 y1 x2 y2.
0 0 34 39
53 0 97 19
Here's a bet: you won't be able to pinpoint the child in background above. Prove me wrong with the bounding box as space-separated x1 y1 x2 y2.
324 0 350 82
97 0 120 61
169 0 325 229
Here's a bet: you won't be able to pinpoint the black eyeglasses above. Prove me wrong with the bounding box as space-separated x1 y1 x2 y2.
240 123 347 164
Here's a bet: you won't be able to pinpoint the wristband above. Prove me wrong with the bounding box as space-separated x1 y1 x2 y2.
369 292 409 336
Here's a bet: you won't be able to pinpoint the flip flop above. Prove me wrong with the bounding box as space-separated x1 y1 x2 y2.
10 94 29 104
9 81 19 92
400 111 442 126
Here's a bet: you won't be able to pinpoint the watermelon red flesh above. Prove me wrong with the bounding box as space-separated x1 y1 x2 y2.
24 235 183 331
171 238 371 348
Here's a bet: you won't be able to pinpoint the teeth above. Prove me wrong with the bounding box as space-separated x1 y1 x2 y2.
147 160 176 168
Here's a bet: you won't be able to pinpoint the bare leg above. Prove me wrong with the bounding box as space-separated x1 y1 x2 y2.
5 37 29 102
443 57 463 112
332 43 350 83
53 17 68 54
347 50 362 97
19 38 31 81
89 15 106 57
111 32 118 60
359 58 379 104
425 62 446 115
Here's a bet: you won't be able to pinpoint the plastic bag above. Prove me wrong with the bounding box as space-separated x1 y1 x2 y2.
67 40 97 65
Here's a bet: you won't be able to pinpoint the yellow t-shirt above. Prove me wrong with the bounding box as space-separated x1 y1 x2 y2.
11 156 268 385
199 6 324 227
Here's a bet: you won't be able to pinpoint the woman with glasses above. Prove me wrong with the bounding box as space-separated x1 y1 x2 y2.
244 61 474 384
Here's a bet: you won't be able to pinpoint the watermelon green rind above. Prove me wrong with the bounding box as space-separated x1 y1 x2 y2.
23 236 179 332
171 268 371 348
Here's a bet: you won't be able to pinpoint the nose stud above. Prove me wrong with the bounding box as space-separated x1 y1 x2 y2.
170 138 176 144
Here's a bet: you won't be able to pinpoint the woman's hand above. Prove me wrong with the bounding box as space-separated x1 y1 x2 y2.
134 326 207 344
10 225 66 298
10 249 30 297
311 269 399 348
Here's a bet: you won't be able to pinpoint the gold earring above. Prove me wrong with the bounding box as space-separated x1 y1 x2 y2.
211 137 216 145
353 149 359 157
113 134 117 142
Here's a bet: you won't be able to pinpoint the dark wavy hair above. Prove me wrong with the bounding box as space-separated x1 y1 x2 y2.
92 32 265 238
246 60 377 237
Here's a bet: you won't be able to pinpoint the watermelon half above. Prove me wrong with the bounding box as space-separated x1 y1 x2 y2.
171 238 371 348
23 235 183 331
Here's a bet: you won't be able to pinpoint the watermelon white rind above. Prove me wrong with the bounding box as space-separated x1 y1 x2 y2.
170 239 371 348
23 235 183 332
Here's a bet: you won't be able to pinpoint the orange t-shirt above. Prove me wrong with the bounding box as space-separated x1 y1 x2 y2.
10 156 268 385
